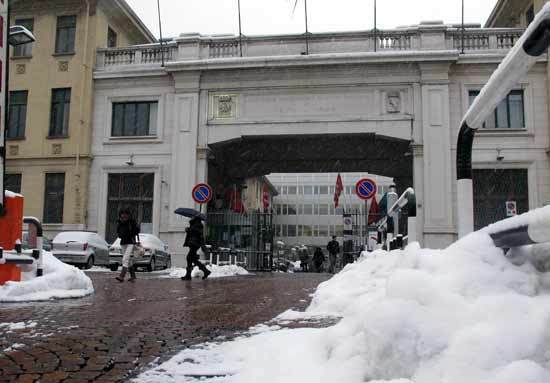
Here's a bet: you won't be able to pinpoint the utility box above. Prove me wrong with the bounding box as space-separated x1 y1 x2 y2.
0 192 24 250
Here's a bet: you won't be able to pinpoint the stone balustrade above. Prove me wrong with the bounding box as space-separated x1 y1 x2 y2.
95 25 526 71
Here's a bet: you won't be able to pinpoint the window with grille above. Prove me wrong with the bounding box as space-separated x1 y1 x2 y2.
473 169 528 230
8 90 27 138
5 173 21 194
106 173 154 243
469 90 525 129
55 15 76 54
111 101 158 137
49 88 71 137
107 27 117 48
43 173 65 223
13 18 33 57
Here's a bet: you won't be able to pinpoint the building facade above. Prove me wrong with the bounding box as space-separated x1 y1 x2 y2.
89 21 549 266
269 173 393 247
6 0 154 237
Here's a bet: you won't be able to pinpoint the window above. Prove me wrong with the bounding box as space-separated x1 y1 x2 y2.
288 225 296 237
469 90 525 129
318 204 329 215
287 204 297 215
319 185 329 195
319 225 329 237
106 173 154 242
43 173 65 223
303 204 313 215
303 185 313 195
282 224 288 237
303 225 313 237
526 5 535 26
112 101 158 137
287 185 297 195
49 88 71 137
13 18 33 57
55 15 76 54
8 91 28 138
107 27 118 48
275 204 281 215
5 174 21 194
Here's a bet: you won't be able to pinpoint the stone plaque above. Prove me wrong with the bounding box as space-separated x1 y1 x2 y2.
214 95 237 119
386 91 401 114
16 64 25 75
9 145 19 156
52 144 62 154
58 61 69 72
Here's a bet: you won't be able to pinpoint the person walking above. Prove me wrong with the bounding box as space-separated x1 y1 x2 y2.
327 236 340 274
312 247 325 273
115 208 140 283
181 216 211 280
299 248 310 272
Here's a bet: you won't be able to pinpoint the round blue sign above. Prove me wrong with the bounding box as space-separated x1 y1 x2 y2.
355 178 377 200
192 183 213 204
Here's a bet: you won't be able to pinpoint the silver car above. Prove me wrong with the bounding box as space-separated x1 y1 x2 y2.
52 232 110 269
109 234 171 272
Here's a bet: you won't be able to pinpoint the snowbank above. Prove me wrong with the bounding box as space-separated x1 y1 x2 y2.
161 264 250 279
136 207 550 383
0 251 94 302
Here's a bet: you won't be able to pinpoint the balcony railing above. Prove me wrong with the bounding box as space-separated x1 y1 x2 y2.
96 26 527 71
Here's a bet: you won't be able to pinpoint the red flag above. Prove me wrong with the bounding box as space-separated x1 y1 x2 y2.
368 196 380 225
334 174 344 208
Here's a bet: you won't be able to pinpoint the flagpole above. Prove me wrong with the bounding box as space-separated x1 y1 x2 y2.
157 0 165 66
374 0 377 52
238 0 243 57
461 0 465 54
304 0 309 55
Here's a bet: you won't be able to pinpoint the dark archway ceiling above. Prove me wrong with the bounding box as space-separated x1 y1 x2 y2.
209 133 413 187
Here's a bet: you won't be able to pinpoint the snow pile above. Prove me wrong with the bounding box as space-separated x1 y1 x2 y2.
136 207 550 383
0 251 94 302
162 264 249 279
0 321 37 331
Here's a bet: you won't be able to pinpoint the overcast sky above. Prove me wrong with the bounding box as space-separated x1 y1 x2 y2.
125 0 499 39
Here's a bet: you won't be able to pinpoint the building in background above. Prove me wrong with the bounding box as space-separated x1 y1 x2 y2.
268 173 394 247
5 0 154 237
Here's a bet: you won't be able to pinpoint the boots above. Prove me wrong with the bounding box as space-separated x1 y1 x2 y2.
128 266 137 282
181 265 192 280
116 267 127 282
198 262 211 280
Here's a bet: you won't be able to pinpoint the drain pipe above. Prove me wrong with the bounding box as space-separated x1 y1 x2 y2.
457 4 550 238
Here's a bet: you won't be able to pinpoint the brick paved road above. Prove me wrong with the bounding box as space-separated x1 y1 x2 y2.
0 272 329 382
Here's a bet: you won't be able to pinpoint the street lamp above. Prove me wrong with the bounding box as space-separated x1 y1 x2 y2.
8 25 35 46
456 3 550 238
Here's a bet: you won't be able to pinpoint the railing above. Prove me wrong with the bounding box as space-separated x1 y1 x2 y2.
95 27 527 71
447 28 524 51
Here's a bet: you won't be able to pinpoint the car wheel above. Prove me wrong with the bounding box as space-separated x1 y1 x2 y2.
85 255 94 270
147 257 156 272
109 264 119 272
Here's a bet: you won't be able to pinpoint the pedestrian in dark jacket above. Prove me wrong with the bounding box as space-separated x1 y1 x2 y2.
327 236 340 274
182 216 211 280
299 248 310 272
312 247 325 273
115 208 140 282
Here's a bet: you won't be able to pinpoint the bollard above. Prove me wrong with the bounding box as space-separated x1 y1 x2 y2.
14 239 22 254
395 234 404 249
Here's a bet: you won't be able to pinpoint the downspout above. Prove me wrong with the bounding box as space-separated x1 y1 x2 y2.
76 0 90 226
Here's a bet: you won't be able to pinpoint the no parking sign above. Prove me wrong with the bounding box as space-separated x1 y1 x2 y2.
355 178 377 200
192 183 213 204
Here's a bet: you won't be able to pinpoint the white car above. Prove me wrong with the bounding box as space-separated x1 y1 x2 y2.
51 232 110 269
109 234 171 272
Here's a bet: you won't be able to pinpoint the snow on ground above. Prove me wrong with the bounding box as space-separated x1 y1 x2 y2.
0 251 94 302
135 207 550 383
160 265 250 279
0 321 37 331
86 266 113 272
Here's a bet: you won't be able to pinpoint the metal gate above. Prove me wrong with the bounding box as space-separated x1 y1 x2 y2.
206 211 274 271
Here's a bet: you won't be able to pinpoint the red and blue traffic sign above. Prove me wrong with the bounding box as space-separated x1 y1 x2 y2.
355 178 377 200
192 183 213 204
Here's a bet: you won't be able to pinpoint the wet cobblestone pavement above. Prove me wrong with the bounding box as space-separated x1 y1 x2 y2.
0 272 329 382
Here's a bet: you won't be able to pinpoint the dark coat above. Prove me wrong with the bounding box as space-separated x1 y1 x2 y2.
184 218 204 249
117 218 140 245
313 249 325 264
327 240 340 255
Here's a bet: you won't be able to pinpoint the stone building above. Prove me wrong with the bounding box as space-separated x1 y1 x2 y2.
88 21 549 265
5 0 154 237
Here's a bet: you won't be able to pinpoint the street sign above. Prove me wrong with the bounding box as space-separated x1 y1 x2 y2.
355 178 377 200
506 201 517 217
192 183 213 204
343 214 353 241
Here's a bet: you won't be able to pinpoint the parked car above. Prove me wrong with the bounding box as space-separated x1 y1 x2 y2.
109 234 171 272
22 231 52 251
51 232 110 269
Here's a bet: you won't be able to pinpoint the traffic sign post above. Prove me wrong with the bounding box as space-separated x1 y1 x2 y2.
355 178 377 200
192 183 213 210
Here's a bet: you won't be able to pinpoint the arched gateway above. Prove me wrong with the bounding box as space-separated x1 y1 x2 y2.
91 25 545 266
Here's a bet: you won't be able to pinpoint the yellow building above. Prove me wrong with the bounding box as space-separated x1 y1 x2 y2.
6 0 154 235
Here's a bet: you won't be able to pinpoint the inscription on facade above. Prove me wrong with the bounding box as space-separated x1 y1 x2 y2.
213 94 237 119
386 91 401 114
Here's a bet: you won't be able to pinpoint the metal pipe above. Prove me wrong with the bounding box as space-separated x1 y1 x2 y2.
304 0 309 55
461 0 465 54
238 0 243 57
157 0 165 66
374 0 377 52
1 2 10 215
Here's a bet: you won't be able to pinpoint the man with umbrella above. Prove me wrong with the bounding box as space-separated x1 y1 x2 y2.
175 208 211 280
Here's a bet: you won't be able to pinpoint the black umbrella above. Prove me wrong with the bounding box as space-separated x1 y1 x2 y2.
174 208 207 221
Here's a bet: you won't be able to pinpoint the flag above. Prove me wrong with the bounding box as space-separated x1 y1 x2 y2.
368 197 380 225
334 174 343 208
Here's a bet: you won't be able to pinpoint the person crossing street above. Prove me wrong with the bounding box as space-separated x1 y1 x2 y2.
327 236 340 274
181 216 211 280
115 209 140 283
